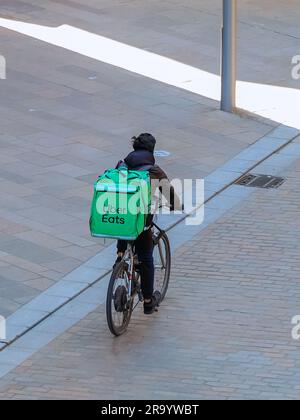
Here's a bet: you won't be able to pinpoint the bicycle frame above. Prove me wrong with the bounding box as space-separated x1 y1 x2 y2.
120 223 167 306
122 241 135 299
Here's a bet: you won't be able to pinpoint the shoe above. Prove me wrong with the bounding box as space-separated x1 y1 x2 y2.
144 291 161 315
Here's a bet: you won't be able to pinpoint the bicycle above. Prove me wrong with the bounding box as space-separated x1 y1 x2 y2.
106 221 171 336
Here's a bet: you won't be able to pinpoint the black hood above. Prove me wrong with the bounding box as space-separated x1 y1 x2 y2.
124 149 155 170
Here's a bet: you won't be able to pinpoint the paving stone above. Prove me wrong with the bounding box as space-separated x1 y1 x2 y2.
0 238 65 265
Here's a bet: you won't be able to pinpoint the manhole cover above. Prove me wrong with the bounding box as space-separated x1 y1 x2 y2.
154 150 170 158
236 174 285 189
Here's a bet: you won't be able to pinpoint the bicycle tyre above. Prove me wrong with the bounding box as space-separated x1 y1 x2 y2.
106 262 133 336
153 230 171 302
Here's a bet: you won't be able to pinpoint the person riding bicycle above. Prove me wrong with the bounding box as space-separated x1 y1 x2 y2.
115 133 182 315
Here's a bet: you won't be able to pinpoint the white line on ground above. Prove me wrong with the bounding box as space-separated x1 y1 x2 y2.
0 18 299 129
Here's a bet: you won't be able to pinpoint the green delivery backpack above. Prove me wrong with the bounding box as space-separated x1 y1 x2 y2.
90 168 151 241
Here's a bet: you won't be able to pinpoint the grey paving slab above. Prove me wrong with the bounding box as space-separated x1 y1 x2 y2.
0 298 20 320
22 295 69 314
44 281 91 299
62 266 106 284
0 238 65 265
7 309 50 329
0 364 17 379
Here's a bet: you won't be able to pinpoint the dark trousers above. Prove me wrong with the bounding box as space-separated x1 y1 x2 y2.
117 229 154 300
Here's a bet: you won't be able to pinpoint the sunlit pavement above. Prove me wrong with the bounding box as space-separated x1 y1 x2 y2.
1 14 299 128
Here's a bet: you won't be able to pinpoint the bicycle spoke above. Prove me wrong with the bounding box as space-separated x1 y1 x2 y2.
158 240 166 269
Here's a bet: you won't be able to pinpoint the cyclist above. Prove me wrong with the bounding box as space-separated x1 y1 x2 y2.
115 133 182 314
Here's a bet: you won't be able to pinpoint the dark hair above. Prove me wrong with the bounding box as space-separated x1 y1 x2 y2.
132 133 156 153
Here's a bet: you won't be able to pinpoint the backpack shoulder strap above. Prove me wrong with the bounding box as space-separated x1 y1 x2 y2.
135 164 153 171
116 160 128 170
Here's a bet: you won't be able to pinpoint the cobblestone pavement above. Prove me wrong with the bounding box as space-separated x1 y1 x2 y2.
1 152 300 400
0 0 281 317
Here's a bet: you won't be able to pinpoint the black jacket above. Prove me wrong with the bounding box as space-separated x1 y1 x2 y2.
117 150 181 211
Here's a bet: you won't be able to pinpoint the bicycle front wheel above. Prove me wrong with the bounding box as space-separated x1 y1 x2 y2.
106 262 133 336
153 228 171 302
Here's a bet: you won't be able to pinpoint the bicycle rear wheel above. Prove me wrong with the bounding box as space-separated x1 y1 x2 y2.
106 262 133 336
153 228 171 302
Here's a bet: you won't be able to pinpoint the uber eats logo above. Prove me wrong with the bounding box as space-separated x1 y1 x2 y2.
101 205 126 225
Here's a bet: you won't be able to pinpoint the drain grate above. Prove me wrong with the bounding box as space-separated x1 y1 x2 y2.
236 174 285 189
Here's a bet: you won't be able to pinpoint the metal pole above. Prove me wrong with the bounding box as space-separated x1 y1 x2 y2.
221 0 237 112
